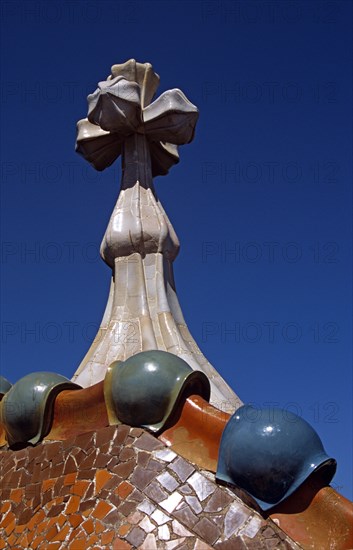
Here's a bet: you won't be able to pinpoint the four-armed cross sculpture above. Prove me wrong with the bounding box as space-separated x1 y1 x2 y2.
72 59 242 412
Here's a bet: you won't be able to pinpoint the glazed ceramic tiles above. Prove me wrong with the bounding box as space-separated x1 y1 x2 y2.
0 425 298 549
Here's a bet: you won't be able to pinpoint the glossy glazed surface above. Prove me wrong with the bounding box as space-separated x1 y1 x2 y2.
216 405 336 510
0 372 80 446
104 351 210 433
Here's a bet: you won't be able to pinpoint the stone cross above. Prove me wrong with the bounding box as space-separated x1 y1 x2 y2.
72 59 241 412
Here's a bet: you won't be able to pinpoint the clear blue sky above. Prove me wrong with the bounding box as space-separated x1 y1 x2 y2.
1 1 352 500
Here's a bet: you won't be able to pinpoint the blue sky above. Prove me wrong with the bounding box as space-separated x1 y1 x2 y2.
1 1 352 499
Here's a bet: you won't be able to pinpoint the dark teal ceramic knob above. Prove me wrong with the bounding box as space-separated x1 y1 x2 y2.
216 404 336 511
105 350 210 433
0 372 81 446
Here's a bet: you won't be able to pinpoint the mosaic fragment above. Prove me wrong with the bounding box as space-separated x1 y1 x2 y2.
137 450 150 467
193 541 213 549
187 472 215 501
151 509 171 525
239 515 263 539
165 538 186 549
113 458 135 478
137 499 156 515
179 483 193 495
125 526 145 547
174 502 198 527
119 499 137 517
116 480 134 499
158 524 170 540
139 515 156 533
172 519 194 537
194 517 221 545
153 449 177 462
144 480 168 503
204 488 232 513
128 488 144 502
168 456 195 482
82 518 95 534
140 533 158 549
160 491 183 513
92 500 113 519
95 469 113 493
224 504 249 539
134 433 164 452
130 465 156 490
120 447 135 461
157 471 179 492
185 495 202 514
127 510 144 524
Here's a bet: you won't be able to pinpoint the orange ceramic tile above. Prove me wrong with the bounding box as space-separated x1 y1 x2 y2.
271 479 353 550
118 523 131 536
116 480 133 499
10 487 23 503
64 472 77 486
82 506 94 517
45 382 108 441
86 534 99 546
17 532 29 547
101 530 115 545
65 495 81 514
46 544 62 550
27 529 35 544
112 538 132 549
42 479 57 492
0 510 15 528
6 533 16 547
159 395 230 471
0 540 6 550
47 524 59 541
92 500 112 520
68 527 84 542
48 496 64 506
95 469 113 494
4 518 16 536
68 514 83 528
36 518 51 533
0 501 11 514
95 520 105 534
28 509 46 530
70 480 90 497
52 523 71 541
69 538 87 550
56 513 67 527
14 524 26 534
82 518 95 534
30 535 43 549
46 516 61 530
